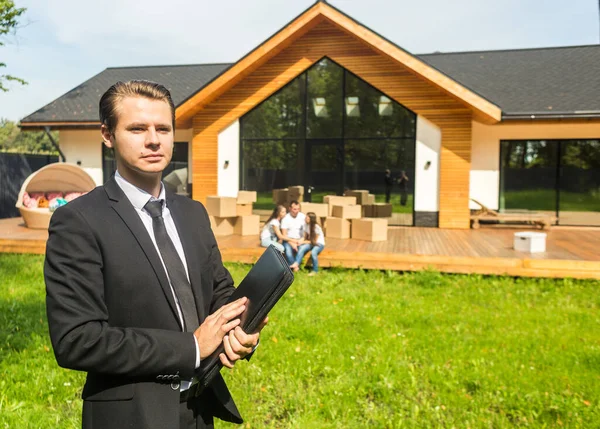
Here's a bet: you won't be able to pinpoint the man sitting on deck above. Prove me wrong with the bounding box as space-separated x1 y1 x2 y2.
280 200 306 265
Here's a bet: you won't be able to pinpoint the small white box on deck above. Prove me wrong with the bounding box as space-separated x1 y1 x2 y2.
513 232 546 253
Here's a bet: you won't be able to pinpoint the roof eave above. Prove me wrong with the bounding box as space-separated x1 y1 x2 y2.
19 121 101 131
502 111 600 121
176 1 503 126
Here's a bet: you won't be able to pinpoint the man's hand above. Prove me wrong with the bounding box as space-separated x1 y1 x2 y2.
194 297 247 359
220 316 269 369
290 242 298 251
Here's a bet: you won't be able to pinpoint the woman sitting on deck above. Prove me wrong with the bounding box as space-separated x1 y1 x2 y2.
260 204 287 253
290 212 325 276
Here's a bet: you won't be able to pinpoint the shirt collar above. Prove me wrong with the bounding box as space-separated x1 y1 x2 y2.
114 170 166 212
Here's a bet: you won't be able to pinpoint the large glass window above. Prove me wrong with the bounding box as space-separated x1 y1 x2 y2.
242 78 305 140
500 139 600 226
306 60 343 139
559 140 600 225
240 57 417 226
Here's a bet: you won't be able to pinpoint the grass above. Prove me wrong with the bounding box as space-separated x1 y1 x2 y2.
502 190 600 212
255 192 413 214
1 254 599 428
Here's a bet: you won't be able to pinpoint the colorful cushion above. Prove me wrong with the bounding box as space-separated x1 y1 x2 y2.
46 191 63 201
37 196 49 208
64 191 83 202
22 192 38 208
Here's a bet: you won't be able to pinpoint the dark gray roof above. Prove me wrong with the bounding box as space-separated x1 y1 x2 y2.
420 44 600 119
21 44 600 125
20 63 232 124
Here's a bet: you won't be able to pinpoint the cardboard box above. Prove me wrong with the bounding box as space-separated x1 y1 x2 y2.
300 202 328 218
372 203 393 218
234 215 260 236
366 194 376 204
324 195 357 216
272 188 288 204
236 203 253 217
362 204 374 217
287 185 304 202
206 196 237 218
344 190 369 205
320 217 328 232
237 191 257 204
326 217 351 239
209 216 235 236
332 204 362 219
514 231 546 253
351 218 388 242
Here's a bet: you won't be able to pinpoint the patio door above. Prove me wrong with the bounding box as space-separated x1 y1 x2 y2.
500 139 600 226
305 139 344 203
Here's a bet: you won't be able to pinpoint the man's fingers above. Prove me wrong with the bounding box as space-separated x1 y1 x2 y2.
221 304 246 323
223 334 242 362
229 329 253 354
209 297 247 319
232 326 258 347
219 353 234 369
221 318 241 334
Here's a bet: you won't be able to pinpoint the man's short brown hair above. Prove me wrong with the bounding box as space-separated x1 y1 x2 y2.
99 80 176 134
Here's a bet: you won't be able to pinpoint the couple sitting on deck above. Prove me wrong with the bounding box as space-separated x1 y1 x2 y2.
260 200 325 276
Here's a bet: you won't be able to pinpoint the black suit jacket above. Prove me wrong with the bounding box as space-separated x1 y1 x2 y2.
44 177 243 429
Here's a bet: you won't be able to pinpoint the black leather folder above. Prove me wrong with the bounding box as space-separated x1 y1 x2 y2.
194 244 294 391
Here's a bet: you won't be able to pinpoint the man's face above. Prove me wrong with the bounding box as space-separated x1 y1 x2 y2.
102 96 174 179
290 204 300 217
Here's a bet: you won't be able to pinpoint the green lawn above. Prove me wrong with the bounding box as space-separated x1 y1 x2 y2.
1 254 599 428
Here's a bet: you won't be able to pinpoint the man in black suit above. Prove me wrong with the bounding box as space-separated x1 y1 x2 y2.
44 80 266 429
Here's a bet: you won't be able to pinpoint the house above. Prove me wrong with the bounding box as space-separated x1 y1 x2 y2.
19 1 600 229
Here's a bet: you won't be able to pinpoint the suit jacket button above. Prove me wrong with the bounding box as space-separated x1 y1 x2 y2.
171 382 180 391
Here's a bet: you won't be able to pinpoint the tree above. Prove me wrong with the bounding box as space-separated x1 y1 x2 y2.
1 0 26 91
0 118 58 154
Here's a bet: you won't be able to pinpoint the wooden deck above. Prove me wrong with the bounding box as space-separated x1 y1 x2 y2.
1 217 599 279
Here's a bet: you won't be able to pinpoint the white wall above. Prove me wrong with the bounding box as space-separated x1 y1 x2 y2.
59 130 103 185
217 120 240 197
470 121 600 210
414 116 441 212
59 128 194 187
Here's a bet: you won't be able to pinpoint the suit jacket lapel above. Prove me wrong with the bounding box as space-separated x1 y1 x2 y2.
104 177 182 329
167 192 206 321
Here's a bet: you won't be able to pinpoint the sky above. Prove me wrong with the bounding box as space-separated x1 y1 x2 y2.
1 0 599 122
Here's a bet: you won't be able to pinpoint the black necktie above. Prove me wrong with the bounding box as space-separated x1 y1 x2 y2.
144 200 199 332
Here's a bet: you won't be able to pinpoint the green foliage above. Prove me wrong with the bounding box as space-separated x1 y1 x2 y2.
1 254 599 428
0 0 27 91
0 118 59 154
503 189 600 212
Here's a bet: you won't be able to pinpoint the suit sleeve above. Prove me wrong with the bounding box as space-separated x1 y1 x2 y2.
44 204 197 379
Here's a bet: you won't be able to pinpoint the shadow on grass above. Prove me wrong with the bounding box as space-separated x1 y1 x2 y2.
0 296 49 357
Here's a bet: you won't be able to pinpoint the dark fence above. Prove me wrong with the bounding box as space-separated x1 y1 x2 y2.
0 153 59 219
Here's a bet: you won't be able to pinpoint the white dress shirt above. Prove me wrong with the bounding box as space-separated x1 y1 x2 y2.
114 171 199 390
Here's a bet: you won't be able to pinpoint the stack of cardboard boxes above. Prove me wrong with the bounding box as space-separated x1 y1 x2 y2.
323 193 388 242
344 189 392 218
272 186 304 205
207 191 260 236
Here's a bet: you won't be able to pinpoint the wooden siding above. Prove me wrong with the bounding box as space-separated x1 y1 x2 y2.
192 19 474 228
